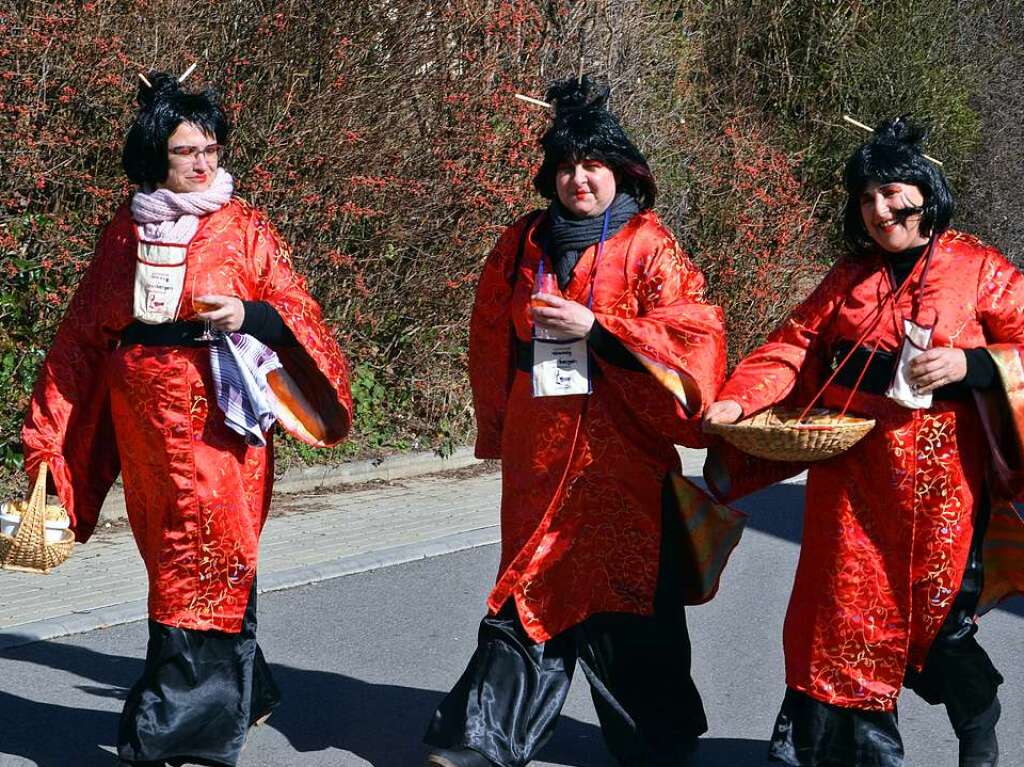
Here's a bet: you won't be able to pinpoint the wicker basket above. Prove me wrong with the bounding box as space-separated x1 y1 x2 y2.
0 462 74 574
705 407 876 462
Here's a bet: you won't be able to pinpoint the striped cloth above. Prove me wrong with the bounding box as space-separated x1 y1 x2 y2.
210 332 282 447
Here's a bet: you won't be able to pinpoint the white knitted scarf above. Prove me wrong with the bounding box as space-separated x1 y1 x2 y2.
131 168 235 243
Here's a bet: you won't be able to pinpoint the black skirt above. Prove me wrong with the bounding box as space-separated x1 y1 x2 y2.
425 477 708 767
117 583 281 767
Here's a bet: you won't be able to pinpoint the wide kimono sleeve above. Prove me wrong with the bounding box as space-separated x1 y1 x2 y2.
246 209 352 447
972 246 1024 498
963 246 1024 612
717 257 857 417
467 216 532 459
704 258 858 503
21 223 123 541
593 228 726 447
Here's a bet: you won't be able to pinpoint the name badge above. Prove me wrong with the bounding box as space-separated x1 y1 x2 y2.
532 337 592 397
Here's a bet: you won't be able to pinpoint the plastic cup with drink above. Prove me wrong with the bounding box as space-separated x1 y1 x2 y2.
531 271 562 340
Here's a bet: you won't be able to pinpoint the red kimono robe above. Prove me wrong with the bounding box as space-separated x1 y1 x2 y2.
22 199 352 632
710 230 1024 712
471 209 726 642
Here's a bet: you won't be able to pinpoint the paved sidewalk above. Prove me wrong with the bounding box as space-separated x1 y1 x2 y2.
0 448 710 650
0 471 502 650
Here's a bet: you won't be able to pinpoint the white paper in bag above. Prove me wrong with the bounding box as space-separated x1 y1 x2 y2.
886 318 934 409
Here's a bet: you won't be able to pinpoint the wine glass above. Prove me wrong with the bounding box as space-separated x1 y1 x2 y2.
531 272 559 307
191 273 219 342
531 271 560 340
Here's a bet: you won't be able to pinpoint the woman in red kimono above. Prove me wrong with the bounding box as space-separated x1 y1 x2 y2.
423 76 726 767
704 117 1020 767
21 72 351 767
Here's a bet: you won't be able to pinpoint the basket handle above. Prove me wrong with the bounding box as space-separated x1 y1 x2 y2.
29 461 49 510
13 461 50 545
797 333 886 422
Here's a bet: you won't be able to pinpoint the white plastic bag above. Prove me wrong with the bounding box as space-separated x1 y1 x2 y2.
886 317 934 409
133 241 187 324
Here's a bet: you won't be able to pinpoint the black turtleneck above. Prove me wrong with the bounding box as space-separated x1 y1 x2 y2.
883 244 996 390
885 242 928 289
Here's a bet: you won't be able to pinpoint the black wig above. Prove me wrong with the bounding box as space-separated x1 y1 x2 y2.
122 70 230 187
533 75 657 210
842 116 954 256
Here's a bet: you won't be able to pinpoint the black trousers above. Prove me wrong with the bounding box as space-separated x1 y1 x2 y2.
425 481 708 767
769 497 1003 767
118 582 281 767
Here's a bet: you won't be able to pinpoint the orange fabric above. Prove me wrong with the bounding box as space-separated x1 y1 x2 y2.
470 210 726 642
669 473 748 604
715 230 1024 712
978 345 1024 499
22 199 351 632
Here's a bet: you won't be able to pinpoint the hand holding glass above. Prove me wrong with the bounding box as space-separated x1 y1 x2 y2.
191 274 219 342
531 273 561 339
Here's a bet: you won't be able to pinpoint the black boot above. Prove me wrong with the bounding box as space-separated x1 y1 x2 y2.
425 746 496 767
956 696 1000 767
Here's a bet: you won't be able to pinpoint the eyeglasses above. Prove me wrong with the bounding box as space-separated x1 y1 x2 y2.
168 143 224 163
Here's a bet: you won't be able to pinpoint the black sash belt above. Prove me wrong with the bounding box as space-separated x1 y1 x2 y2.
830 341 969 401
830 343 897 395
515 338 533 372
120 320 211 348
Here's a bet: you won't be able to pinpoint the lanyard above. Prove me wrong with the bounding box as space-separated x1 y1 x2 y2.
537 208 611 309
884 234 937 328
797 234 939 423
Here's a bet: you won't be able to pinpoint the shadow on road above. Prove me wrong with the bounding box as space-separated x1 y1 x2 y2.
0 639 136 766
727 482 807 544
0 688 121 766
262 662 614 766
0 638 618 767
0 636 780 767
693 737 774 766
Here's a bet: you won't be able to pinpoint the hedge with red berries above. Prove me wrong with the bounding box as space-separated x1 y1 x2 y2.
1 1 1020 491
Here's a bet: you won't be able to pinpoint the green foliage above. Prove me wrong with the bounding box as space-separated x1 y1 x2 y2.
349 363 412 452
0 0 1020 497
671 0 1021 357
694 0 985 233
0 211 83 482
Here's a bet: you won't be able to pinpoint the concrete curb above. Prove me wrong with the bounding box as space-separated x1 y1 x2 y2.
98 446 482 524
258 525 501 595
0 598 148 653
0 445 806 652
273 446 482 493
0 525 500 653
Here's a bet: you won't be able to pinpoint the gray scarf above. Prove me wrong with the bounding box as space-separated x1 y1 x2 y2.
547 193 640 289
